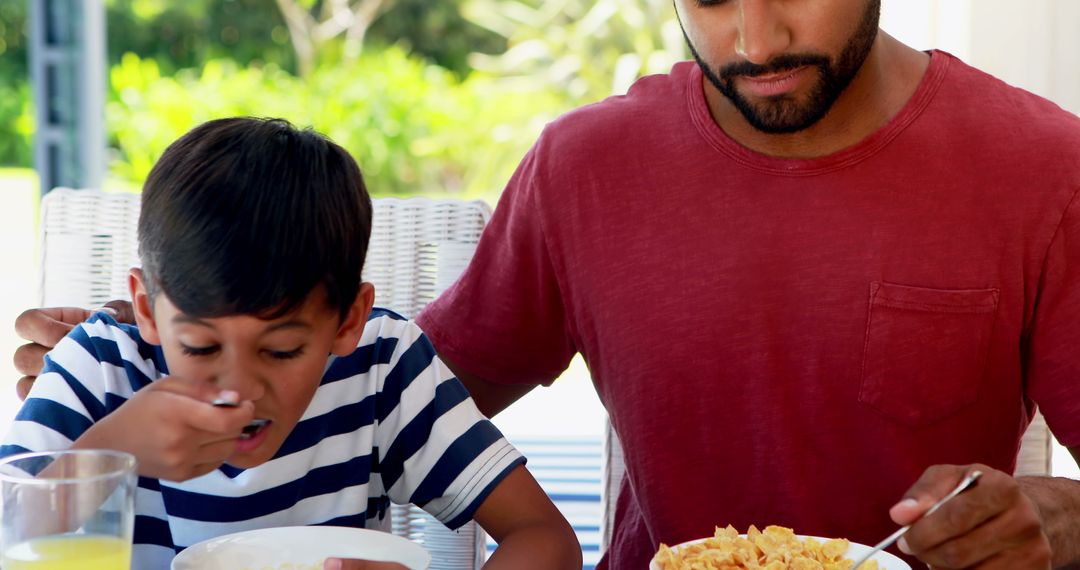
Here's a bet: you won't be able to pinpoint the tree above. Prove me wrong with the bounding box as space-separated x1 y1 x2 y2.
463 0 687 103
274 0 395 77
368 0 504 76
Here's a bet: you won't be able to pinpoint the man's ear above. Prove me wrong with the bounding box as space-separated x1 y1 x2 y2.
128 268 162 345
330 282 375 356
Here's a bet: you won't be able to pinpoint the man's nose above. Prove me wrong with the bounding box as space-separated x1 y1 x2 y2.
735 0 792 65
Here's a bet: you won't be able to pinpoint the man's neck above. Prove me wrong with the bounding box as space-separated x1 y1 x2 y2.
704 32 931 159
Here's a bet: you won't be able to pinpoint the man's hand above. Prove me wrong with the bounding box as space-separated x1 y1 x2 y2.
890 464 1051 569
324 559 408 569
13 301 134 399
73 377 254 481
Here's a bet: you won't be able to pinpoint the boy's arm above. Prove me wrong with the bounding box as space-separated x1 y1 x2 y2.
472 464 582 570
325 467 581 570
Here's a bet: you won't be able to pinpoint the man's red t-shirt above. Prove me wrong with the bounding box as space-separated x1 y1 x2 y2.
417 51 1080 568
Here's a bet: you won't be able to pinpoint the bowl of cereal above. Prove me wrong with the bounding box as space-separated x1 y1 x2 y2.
171 526 431 570
650 525 910 570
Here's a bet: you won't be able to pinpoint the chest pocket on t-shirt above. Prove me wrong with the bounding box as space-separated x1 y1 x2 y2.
859 281 999 427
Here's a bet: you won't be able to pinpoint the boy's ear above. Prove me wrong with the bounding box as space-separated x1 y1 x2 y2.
128 268 162 345
330 282 375 356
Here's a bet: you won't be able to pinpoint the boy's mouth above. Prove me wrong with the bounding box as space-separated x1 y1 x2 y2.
240 419 271 441
211 399 272 442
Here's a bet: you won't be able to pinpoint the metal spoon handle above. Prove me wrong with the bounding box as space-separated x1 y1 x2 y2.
211 398 269 436
849 470 983 569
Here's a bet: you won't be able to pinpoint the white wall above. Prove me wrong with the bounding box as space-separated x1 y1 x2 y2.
882 0 973 60
882 0 1080 115
968 0 1080 115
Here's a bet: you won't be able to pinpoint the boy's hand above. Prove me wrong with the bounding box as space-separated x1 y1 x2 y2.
324 559 408 570
74 377 254 481
14 301 135 399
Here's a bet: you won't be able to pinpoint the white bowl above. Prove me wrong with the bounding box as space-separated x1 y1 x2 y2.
649 534 911 570
172 526 431 570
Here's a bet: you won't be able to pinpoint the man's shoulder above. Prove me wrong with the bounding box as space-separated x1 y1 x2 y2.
939 52 1080 149
540 61 696 147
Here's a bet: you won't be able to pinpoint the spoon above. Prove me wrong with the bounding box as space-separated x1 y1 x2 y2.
211 398 271 439
849 470 983 570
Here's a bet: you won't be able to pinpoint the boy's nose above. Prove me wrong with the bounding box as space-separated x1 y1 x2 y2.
734 0 792 64
214 365 266 403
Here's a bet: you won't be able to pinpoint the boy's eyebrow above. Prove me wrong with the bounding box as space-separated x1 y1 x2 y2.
172 314 212 327
263 320 313 334
169 315 311 333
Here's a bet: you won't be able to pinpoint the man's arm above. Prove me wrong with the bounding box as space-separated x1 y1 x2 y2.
1018 472 1080 569
1017 446 1080 569
441 355 536 418
892 461 1080 569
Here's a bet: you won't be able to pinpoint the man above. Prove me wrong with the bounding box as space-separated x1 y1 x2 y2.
15 1 1080 568
414 0 1080 568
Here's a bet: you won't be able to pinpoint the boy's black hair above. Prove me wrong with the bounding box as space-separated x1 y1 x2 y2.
138 117 372 321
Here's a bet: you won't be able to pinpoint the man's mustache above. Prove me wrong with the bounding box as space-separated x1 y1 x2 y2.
719 53 831 80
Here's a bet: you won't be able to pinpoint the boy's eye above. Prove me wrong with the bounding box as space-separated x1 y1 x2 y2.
267 347 305 360
180 344 220 357
696 0 730 6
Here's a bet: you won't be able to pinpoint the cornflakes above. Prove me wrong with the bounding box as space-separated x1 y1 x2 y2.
652 525 879 570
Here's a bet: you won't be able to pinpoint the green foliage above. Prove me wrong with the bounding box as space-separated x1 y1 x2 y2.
105 48 564 197
0 0 518 170
0 80 33 166
106 53 297 182
103 0 503 78
0 0 28 79
0 0 502 80
0 0 32 166
0 0 690 195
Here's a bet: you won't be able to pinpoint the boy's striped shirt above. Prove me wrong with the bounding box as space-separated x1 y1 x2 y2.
1 309 523 569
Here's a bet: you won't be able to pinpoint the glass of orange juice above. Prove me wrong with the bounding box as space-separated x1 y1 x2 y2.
0 449 136 570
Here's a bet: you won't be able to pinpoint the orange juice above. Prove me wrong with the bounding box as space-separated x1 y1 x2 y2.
2 533 131 570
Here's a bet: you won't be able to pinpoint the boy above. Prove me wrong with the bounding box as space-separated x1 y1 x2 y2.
1 118 581 570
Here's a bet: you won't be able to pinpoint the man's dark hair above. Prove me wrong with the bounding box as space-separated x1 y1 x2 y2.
138 117 372 322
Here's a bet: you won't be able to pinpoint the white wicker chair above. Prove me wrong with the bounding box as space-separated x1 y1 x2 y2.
599 408 1055 551
38 187 491 569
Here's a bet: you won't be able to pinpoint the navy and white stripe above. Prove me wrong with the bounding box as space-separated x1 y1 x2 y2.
2 309 523 570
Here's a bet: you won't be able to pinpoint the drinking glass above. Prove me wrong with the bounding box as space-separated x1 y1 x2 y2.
0 449 137 570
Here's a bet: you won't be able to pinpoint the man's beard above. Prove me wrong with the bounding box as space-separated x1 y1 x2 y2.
685 0 881 134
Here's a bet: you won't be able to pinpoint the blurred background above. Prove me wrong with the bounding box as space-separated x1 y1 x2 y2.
0 3 1077 565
